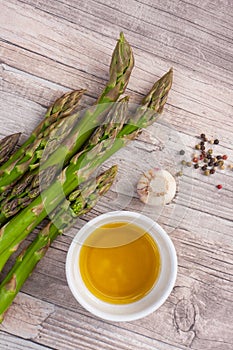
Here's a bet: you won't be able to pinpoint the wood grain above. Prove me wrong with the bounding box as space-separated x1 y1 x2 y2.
0 0 233 349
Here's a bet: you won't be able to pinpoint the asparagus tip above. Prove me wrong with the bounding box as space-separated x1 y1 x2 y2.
119 31 125 42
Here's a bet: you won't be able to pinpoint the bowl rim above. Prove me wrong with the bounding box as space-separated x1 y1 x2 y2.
66 210 177 322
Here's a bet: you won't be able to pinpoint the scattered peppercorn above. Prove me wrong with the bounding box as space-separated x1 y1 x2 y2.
181 160 187 165
191 134 230 186
179 149 185 155
177 171 183 177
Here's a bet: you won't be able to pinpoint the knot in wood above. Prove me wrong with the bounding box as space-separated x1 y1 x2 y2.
174 298 196 332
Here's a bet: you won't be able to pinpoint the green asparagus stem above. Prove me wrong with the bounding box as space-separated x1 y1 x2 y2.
0 33 134 193
0 133 21 166
0 165 117 322
0 69 172 271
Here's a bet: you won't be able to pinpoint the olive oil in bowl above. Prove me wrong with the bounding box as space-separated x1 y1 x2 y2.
79 222 161 304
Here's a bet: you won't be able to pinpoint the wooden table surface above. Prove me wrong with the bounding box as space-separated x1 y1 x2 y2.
1 0 233 349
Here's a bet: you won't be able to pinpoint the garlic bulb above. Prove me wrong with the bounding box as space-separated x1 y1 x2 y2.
137 168 176 206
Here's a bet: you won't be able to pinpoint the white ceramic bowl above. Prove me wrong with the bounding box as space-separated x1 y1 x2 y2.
66 211 177 322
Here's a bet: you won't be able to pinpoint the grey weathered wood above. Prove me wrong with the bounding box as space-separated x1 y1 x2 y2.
0 0 233 349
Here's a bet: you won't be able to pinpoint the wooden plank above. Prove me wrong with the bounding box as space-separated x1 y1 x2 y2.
0 331 52 350
13 0 233 86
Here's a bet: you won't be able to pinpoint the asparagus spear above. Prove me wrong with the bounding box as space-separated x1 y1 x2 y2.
0 165 117 322
0 69 172 270
0 89 85 174
38 32 134 171
0 96 129 226
0 133 21 166
0 32 134 193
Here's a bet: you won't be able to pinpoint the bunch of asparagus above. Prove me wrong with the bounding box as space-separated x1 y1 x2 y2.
0 32 173 321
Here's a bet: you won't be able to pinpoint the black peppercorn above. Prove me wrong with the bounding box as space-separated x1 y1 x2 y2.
194 164 199 169
216 155 222 160
201 145 205 151
214 139 219 144
202 165 207 171
201 133 206 139
210 169 215 174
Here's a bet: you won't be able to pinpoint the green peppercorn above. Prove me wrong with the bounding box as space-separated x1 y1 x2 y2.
207 149 213 154
177 171 183 177
204 158 209 163
186 162 192 167
181 160 187 165
195 144 201 150
204 170 210 176
218 160 224 166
